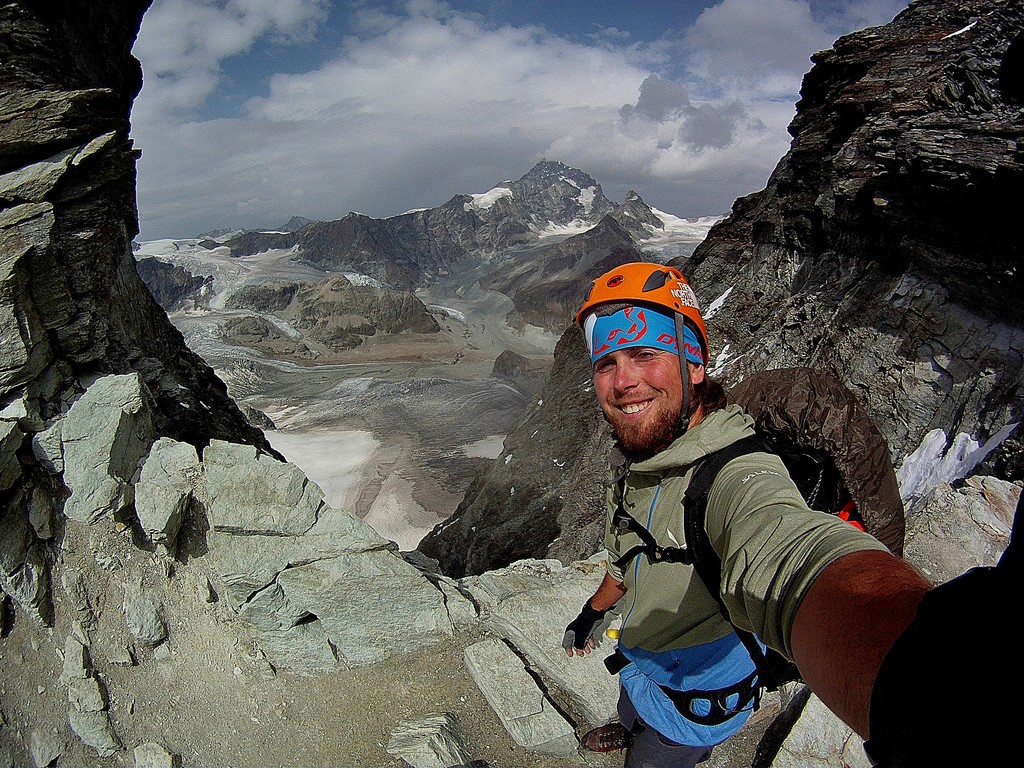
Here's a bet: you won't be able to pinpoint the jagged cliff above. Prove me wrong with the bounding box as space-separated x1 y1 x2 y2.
0 0 274 455
419 0 1024 576
686 0 1024 464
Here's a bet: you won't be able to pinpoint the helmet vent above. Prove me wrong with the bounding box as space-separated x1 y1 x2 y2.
641 270 671 292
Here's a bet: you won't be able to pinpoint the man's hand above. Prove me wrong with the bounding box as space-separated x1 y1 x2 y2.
562 599 607 656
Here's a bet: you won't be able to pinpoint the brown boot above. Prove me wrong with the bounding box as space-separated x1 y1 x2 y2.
581 722 633 752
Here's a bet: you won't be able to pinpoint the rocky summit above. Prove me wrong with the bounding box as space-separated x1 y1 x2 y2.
0 2 1021 768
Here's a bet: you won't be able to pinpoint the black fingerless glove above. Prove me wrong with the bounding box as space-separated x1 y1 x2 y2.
561 599 608 651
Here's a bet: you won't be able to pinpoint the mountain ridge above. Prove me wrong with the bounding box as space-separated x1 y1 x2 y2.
209 159 709 291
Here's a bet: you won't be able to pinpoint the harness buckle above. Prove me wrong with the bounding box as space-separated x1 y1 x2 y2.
648 546 690 564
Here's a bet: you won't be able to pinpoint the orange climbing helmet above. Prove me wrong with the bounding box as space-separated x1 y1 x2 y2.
575 262 708 364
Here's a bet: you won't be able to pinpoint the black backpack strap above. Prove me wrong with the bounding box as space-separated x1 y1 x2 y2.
683 435 800 690
610 505 695 570
657 669 761 726
609 457 695 570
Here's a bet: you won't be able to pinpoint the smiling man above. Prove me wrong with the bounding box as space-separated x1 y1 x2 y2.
561 262 931 767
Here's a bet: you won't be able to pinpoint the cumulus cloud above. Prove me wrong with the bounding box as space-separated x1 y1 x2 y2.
131 0 908 239
133 0 328 118
621 75 691 122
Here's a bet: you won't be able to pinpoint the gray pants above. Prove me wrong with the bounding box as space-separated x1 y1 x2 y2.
617 688 714 768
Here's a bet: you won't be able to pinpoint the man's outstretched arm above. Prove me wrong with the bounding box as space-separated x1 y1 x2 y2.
789 549 932 738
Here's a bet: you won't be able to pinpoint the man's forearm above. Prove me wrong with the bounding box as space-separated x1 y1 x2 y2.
590 572 627 611
790 550 932 738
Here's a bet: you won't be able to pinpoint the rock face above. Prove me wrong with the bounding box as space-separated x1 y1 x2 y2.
0 0 273 454
686 0 1024 472
133 257 212 312
221 274 441 357
420 0 1024 576
483 215 647 332
419 328 612 576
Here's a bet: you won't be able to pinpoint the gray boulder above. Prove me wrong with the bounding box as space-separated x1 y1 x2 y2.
30 420 63 474
769 694 872 768
0 420 23 490
461 554 618 728
123 580 167 647
29 729 65 768
132 741 178 768
201 439 457 674
202 440 323 536
60 637 120 757
61 374 155 524
0 487 51 624
135 437 200 551
463 637 578 757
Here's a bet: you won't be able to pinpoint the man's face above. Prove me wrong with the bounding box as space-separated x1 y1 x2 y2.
593 347 705 453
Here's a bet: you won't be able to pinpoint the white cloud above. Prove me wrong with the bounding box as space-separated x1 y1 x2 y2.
131 0 908 240
682 0 831 98
132 0 328 117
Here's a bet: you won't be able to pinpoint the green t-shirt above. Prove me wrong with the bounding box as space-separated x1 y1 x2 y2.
605 404 888 658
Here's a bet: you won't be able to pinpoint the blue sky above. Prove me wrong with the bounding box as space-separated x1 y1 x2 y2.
131 0 909 240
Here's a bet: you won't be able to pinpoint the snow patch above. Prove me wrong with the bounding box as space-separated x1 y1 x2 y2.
704 287 733 320
530 219 594 239
343 272 383 288
579 186 597 213
428 305 468 323
461 434 505 459
639 211 723 257
707 344 739 378
134 237 328 313
943 20 977 39
897 423 1019 505
465 187 513 211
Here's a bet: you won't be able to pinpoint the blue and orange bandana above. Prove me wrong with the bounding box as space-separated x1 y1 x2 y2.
582 306 703 366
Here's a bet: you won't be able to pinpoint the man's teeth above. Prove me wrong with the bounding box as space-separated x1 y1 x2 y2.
622 402 649 414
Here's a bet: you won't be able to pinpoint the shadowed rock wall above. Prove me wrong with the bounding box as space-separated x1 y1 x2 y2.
0 0 274 454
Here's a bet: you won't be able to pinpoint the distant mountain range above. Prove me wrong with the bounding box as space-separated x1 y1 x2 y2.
137 160 719 334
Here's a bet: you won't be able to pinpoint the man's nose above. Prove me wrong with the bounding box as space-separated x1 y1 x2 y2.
613 357 640 391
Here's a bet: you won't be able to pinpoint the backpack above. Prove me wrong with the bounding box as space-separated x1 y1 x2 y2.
612 367 906 692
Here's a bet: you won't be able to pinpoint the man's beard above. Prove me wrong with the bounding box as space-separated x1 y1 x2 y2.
607 399 683 455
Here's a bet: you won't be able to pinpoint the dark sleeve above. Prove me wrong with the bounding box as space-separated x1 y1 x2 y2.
865 493 1022 767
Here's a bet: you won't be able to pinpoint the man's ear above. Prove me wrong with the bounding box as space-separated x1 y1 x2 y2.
688 363 706 385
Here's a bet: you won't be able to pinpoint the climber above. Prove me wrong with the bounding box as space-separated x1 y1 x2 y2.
561 261 941 767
